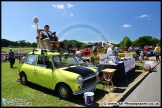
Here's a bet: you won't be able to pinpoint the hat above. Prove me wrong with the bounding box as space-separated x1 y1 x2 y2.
75 51 81 55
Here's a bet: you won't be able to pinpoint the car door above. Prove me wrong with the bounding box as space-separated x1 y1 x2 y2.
24 54 38 83
34 56 54 89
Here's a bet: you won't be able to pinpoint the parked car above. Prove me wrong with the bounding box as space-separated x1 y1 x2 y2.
19 50 99 99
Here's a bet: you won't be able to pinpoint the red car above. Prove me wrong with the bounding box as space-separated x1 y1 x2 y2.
80 48 91 56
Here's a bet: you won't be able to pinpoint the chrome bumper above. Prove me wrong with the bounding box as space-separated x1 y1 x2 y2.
73 83 97 95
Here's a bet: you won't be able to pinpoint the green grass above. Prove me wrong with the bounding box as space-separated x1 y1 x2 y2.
1 47 34 53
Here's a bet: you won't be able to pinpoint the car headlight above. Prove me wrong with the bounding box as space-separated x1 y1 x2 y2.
77 76 83 84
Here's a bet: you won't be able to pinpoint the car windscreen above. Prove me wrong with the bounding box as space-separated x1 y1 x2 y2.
53 54 78 68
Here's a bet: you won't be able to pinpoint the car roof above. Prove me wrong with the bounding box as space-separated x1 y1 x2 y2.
28 51 69 56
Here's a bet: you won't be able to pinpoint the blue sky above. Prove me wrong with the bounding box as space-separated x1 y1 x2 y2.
2 2 160 44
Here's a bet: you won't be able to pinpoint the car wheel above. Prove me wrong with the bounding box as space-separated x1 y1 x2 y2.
20 73 28 85
57 83 72 100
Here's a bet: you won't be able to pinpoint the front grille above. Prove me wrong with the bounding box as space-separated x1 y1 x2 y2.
82 76 96 88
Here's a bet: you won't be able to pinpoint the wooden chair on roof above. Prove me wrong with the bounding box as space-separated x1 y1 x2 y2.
36 29 61 51
33 17 64 51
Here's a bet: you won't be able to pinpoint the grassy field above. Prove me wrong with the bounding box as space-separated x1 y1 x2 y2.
1 47 34 53
2 60 145 107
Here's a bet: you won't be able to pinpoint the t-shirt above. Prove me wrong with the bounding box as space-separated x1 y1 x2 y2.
128 47 135 52
154 46 160 53
144 47 149 52
107 48 113 56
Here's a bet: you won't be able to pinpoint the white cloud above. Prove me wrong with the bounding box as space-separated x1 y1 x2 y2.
67 3 73 8
31 25 36 28
52 4 74 16
70 13 73 16
63 10 67 15
122 24 132 28
52 4 64 9
138 14 150 18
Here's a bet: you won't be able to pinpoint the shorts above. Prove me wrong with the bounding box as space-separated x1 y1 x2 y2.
155 52 160 56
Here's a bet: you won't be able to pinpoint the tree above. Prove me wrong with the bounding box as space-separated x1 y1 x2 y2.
25 42 31 47
158 39 161 46
119 41 123 47
151 37 159 46
139 36 152 47
81 44 87 49
121 36 132 48
31 42 37 48
115 43 120 47
19 40 26 47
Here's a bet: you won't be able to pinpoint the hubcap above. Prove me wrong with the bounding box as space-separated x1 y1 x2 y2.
21 76 26 83
59 87 67 97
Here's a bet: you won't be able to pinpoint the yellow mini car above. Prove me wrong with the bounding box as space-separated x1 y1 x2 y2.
19 50 99 99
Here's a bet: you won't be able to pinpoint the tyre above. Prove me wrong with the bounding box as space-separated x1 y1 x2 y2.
57 83 72 100
20 73 28 85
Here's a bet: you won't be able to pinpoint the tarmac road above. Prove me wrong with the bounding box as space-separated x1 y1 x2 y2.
122 62 161 107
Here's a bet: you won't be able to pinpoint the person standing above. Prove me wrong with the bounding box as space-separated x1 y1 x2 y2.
144 45 149 60
153 44 161 63
9 49 15 68
107 45 115 56
139 51 144 63
128 45 135 52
